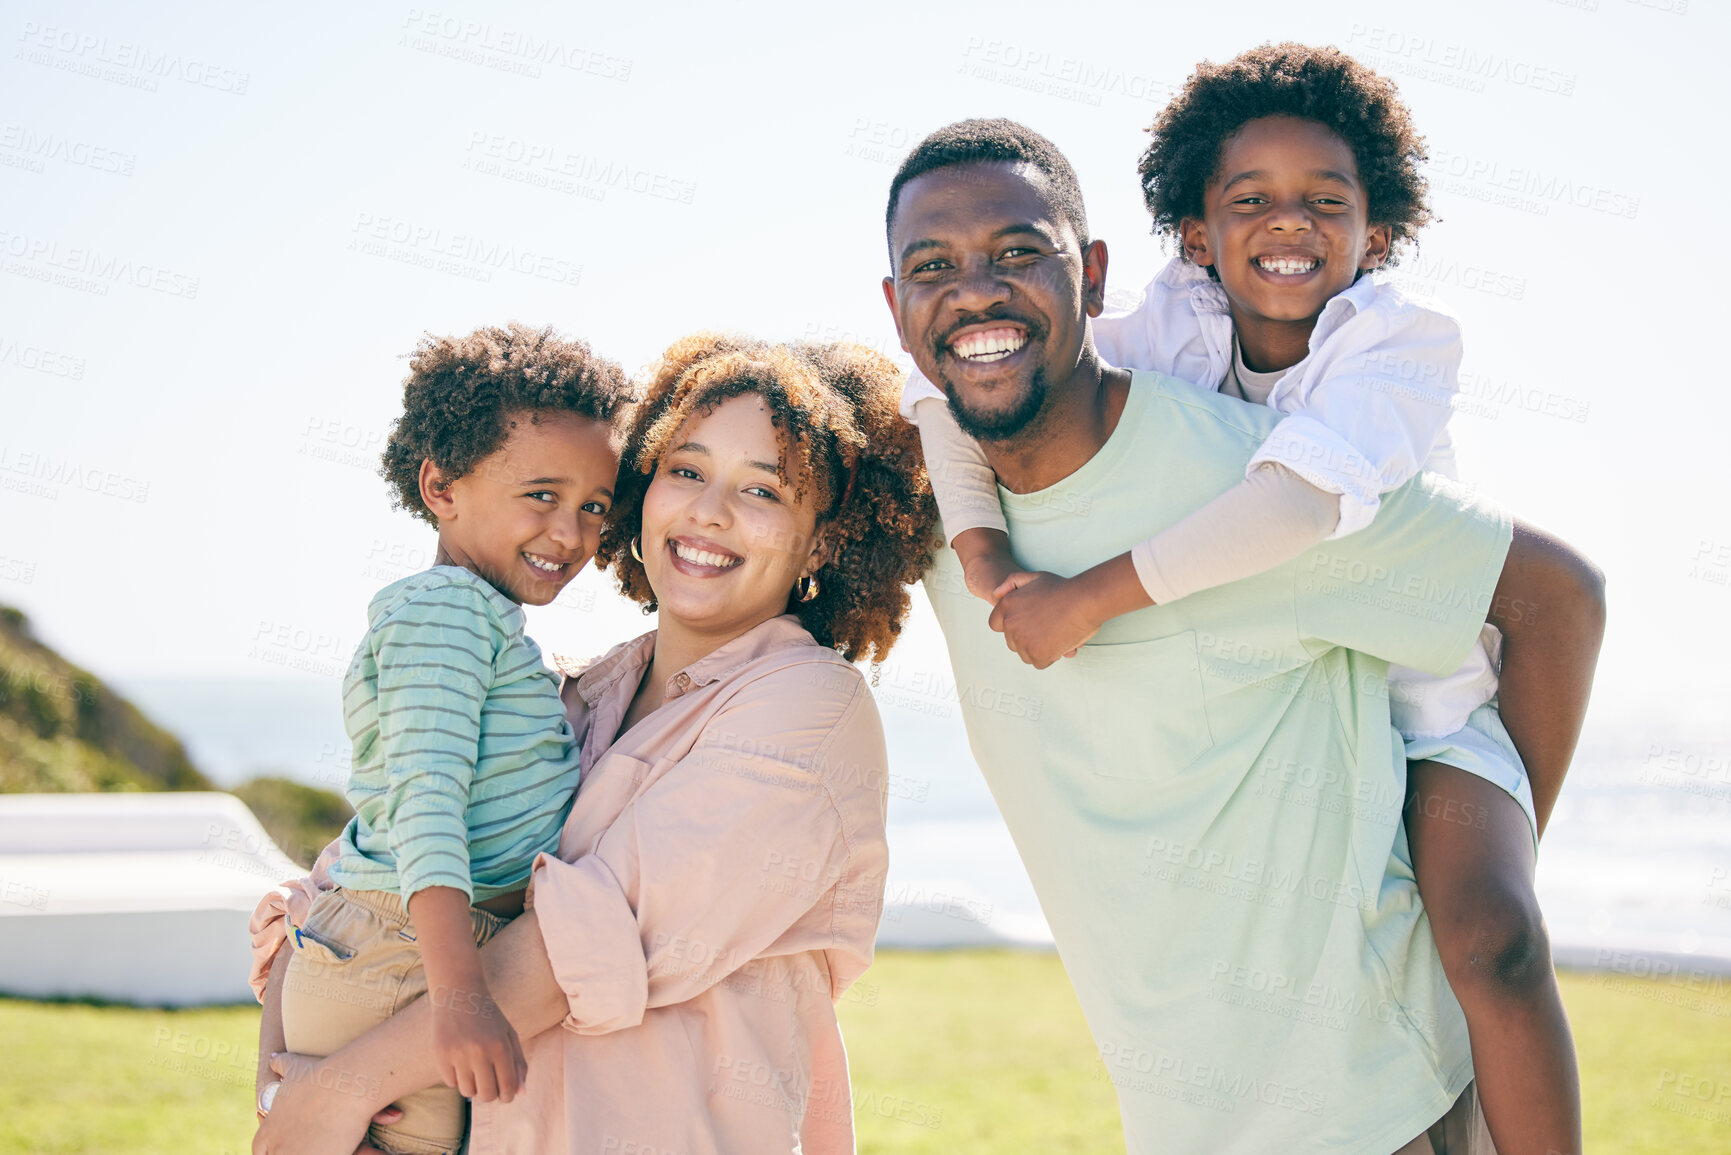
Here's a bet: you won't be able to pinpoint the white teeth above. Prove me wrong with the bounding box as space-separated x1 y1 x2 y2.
672 541 740 569
1257 256 1318 275
524 553 563 573
952 330 1028 361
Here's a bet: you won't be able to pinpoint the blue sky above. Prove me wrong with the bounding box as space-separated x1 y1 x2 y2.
2 0 1725 728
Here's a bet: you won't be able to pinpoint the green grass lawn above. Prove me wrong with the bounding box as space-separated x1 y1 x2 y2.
1 954 1727 1153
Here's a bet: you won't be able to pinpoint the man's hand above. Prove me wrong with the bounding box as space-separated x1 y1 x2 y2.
988 572 1103 668
430 981 527 1101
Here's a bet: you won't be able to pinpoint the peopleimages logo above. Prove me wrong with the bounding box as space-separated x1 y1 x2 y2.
0 230 200 299
15 22 250 95
1346 25 1577 96
346 212 582 286
398 9 631 81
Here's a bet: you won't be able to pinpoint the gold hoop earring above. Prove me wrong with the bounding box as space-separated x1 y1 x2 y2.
797 575 820 603
630 536 643 563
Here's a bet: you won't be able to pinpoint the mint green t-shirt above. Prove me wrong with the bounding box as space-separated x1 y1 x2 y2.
925 373 1511 1155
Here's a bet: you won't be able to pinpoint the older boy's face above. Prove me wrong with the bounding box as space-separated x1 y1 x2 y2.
882 161 1098 443
1181 115 1392 327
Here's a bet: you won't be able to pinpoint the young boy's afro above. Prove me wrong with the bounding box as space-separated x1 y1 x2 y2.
1139 42 1433 264
381 323 633 525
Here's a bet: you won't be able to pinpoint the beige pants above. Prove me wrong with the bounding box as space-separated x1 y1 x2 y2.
1391 1083 1499 1155
281 887 510 1155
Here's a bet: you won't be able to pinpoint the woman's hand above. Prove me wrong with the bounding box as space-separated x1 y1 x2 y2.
252 1052 392 1155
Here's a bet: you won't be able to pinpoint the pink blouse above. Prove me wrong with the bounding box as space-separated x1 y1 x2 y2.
249 614 890 1155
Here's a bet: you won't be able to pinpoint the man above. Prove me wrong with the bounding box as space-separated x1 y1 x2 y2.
880 119 1604 1154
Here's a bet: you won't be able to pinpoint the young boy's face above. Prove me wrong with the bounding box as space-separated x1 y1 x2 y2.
422 411 619 605
1180 115 1391 328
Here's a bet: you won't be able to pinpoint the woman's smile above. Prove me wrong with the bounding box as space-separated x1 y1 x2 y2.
665 535 744 574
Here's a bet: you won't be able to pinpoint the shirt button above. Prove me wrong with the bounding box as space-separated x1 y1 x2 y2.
674 673 691 688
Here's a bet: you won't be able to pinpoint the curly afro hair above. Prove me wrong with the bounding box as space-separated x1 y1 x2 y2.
381 323 634 525
596 333 939 664
1138 43 1433 264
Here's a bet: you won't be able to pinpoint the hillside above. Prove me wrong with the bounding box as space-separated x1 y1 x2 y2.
0 606 349 866
0 606 211 793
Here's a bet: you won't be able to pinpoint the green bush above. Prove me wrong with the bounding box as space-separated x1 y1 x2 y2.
230 776 352 868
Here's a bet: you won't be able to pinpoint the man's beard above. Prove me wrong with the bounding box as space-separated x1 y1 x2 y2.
940 365 1049 442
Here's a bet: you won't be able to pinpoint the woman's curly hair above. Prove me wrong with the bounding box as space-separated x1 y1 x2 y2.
381 323 634 525
1138 42 1433 265
596 332 939 664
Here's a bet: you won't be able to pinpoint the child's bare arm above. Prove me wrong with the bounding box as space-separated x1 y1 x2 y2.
408 885 528 1102
1482 521 1607 835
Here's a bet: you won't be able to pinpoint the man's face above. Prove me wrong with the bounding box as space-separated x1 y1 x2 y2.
883 161 1101 443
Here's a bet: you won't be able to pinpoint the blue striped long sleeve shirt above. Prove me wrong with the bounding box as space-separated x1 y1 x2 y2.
328 566 581 903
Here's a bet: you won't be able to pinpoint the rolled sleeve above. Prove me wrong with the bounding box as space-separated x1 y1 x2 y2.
526 661 888 1033
1256 290 1463 538
1249 412 1385 536
246 838 340 1002
528 850 651 1033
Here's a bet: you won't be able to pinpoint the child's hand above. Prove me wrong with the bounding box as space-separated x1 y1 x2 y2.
988 572 1104 668
952 528 1020 605
430 980 527 1102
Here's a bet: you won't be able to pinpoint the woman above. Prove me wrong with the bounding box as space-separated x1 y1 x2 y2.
250 334 938 1155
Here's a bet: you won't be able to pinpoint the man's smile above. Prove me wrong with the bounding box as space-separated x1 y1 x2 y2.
950 324 1028 362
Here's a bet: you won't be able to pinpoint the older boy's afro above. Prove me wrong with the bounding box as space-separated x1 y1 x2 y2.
1139 42 1433 264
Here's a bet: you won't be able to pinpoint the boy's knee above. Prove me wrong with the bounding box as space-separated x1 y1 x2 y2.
1437 882 1551 998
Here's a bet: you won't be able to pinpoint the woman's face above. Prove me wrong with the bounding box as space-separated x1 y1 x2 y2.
638 393 825 644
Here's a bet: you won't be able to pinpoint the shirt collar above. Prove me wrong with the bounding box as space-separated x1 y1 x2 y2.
1325 270 1379 317
1157 256 1232 314
572 613 823 708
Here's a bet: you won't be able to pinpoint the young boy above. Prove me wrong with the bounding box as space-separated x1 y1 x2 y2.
904 44 1582 1155
264 323 632 1155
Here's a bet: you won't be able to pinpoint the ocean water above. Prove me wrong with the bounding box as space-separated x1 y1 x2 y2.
113 676 1731 965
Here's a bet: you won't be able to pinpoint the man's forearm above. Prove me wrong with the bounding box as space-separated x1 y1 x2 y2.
315 909 571 1108
1486 519 1607 835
